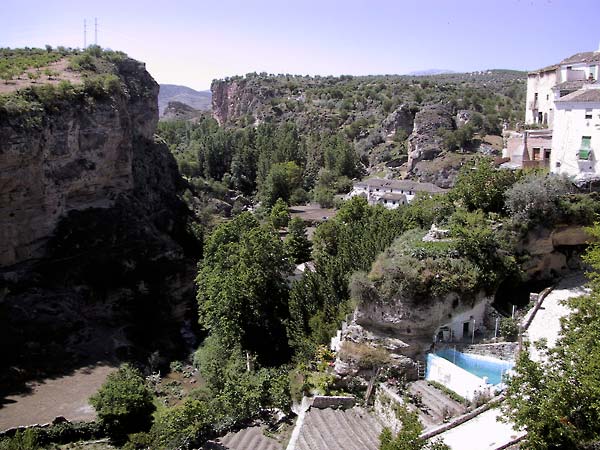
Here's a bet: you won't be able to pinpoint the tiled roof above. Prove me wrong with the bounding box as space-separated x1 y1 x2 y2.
528 64 559 75
355 178 446 193
560 51 600 65
553 80 587 92
555 88 600 103
379 193 408 201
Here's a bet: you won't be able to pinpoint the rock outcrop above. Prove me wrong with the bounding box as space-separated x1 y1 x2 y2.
211 78 272 125
0 58 158 268
520 225 592 280
0 55 200 392
407 104 454 172
382 104 415 136
161 101 204 121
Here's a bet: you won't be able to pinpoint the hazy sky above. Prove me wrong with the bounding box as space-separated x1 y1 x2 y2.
2 0 600 90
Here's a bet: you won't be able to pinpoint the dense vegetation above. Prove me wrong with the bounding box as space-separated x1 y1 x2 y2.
157 69 526 217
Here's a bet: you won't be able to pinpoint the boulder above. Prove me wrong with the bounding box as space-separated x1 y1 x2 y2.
551 226 592 247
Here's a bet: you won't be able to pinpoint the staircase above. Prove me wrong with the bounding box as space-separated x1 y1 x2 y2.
408 380 466 430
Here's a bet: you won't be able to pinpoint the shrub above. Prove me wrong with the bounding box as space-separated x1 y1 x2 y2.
500 317 519 341
89 363 156 440
338 341 390 369
505 173 573 226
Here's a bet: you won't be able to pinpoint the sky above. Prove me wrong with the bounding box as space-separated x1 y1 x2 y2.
2 0 600 91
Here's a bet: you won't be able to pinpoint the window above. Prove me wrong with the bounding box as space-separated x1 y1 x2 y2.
534 92 539 100
533 147 541 160
579 136 592 160
585 109 593 120
546 94 549 100
544 149 551 160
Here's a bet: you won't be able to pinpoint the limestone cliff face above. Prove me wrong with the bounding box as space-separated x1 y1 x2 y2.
211 78 272 125
0 57 200 388
0 59 158 267
407 104 454 172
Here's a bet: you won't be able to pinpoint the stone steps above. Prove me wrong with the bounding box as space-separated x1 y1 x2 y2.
408 380 466 429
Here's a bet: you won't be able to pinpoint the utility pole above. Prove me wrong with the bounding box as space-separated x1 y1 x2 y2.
84 19 87 48
94 17 98 46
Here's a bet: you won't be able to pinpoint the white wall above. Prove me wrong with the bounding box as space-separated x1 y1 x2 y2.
551 102 600 179
526 70 558 127
560 63 598 83
435 298 489 342
426 354 491 401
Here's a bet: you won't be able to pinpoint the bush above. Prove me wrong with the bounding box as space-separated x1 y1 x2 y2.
89 363 156 440
338 341 390 370
505 173 573 226
500 317 519 341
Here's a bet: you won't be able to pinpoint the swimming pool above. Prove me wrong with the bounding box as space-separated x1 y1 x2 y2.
434 348 514 385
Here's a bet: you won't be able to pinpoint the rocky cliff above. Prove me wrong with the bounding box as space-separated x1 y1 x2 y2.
0 58 159 267
0 55 200 392
211 78 272 125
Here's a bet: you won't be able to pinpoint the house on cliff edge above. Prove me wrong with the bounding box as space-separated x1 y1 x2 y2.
504 46 600 182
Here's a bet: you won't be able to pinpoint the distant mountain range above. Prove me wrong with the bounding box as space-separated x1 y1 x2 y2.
158 84 212 116
407 69 457 76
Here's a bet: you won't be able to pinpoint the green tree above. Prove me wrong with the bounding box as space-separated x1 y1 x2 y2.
89 364 155 439
260 161 303 207
450 157 518 213
285 217 313 263
150 398 215 449
196 213 291 362
501 223 600 449
270 198 291 229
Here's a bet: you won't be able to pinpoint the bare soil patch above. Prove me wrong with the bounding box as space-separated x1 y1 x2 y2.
0 363 115 431
290 203 336 223
0 57 83 95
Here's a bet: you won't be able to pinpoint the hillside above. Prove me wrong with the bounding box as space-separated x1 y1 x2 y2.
157 70 526 214
158 83 212 115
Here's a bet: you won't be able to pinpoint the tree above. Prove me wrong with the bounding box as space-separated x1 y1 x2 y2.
380 406 449 450
260 161 303 208
501 222 600 449
270 198 291 229
196 213 291 363
450 157 518 213
89 364 155 439
285 217 312 263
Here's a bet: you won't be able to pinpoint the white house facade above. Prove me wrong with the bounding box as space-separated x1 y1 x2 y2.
525 49 600 128
551 83 600 181
346 178 446 209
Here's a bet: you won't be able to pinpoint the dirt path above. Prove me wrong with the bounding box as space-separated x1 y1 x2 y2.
0 363 116 431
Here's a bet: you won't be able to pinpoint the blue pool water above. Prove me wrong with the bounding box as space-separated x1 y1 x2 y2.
434 348 514 385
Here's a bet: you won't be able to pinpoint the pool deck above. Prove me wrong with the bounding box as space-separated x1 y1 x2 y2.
433 271 588 449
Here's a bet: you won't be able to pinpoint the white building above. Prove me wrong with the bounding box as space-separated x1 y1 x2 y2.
346 178 447 209
551 82 600 181
526 49 600 128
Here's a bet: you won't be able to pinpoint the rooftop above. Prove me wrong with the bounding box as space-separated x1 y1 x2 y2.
355 178 447 193
555 87 600 103
378 192 408 201
560 51 600 65
553 80 588 92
